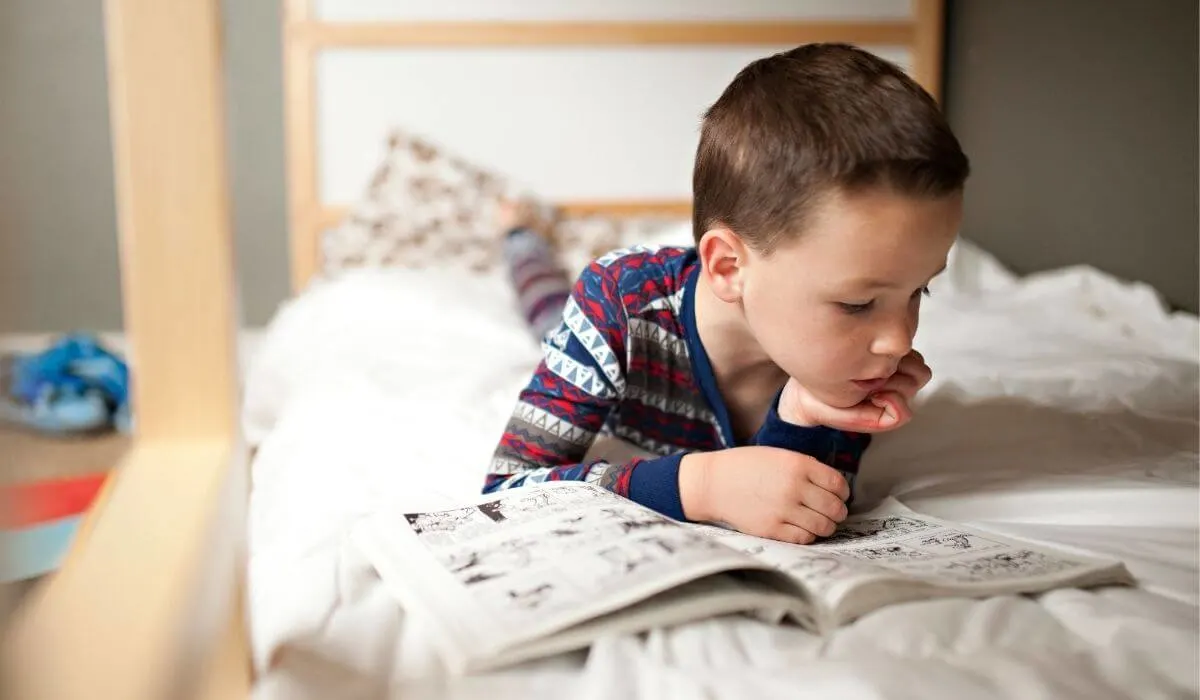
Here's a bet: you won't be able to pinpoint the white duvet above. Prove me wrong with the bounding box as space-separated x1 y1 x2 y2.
245 237 1199 700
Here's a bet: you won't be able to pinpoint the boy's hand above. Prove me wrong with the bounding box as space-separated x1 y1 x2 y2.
780 350 931 433
679 448 850 544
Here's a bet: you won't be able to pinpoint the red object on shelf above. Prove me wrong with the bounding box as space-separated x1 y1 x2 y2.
1 472 109 528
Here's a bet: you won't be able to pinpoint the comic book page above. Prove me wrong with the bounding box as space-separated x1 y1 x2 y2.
687 498 1132 625
351 482 785 672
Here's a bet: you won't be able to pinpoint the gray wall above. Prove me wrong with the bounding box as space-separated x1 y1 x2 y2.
945 0 1199 313
2 1 1197 332
0 0 289 333
0 0 121 332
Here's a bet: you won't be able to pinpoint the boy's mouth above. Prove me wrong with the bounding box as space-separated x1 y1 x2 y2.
851 377 888 392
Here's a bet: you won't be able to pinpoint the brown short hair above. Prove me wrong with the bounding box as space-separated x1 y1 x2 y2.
692 43 969 250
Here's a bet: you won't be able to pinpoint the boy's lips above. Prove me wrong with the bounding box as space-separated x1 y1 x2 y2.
852 377 889 392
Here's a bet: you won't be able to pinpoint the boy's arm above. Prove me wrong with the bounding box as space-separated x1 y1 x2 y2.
484 262 689 519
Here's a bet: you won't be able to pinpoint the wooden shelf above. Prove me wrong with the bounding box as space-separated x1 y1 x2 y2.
0 425 129 485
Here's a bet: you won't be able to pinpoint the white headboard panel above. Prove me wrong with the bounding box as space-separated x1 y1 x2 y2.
284 0 945 290
313 0 913 23
317 46 912 204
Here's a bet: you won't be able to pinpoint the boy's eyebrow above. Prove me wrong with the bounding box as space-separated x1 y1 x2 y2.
849 264 948 290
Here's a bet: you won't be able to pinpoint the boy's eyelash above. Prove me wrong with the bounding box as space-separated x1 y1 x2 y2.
838 301 874 315
840 288 929 315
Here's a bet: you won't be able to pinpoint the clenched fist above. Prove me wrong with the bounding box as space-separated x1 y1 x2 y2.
679 447 851 544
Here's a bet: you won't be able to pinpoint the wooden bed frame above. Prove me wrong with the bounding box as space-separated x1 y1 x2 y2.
283 0 947 292
3 2 944 697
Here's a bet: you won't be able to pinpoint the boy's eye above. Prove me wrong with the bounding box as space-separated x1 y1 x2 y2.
912 286 932 299
838 301 874 315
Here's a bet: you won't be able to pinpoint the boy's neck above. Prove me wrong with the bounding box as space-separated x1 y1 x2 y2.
693 270 786 389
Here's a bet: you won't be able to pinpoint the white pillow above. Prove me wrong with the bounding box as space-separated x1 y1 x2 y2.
242 267 542 446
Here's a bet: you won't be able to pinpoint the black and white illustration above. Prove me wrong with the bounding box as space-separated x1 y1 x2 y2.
773 555 852 595
595 531 725 579
911 531 1004 555
940 549 1077 583
469 569 580 621
476 484 607 524
597 544 659 575
505 583 556 610
406 485 617 548
442 539 537 586
421 497 717 600
783 556 843 579
405 506 492 542
476 500 508 523
473 490 556 524
544 513 589 538
592 507 675 536
844 543 932 561
814 516 938 545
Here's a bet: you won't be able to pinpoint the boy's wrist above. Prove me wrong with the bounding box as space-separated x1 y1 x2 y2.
777 382 818 427
679 452 714 522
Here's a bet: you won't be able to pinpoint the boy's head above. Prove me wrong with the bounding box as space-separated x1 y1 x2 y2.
693 44 969 409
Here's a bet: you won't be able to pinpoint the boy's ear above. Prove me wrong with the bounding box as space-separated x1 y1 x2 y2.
697 227 748 302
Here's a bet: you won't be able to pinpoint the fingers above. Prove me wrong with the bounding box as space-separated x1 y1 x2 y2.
803 393 911 433
880 371 922 399
898 349 926 372
769 522 821 545
867 391 913 430
804 465 851 504
768 472 849 546
890 350 933 398
770 506 840 544
800 480 848 521
771 500 844 545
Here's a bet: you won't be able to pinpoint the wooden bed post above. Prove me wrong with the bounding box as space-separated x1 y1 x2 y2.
284 0 321 293
3 0 251 698
913 0 946 103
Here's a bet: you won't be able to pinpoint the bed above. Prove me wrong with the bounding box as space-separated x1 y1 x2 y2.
243 237 1199 700
7 1 1197 699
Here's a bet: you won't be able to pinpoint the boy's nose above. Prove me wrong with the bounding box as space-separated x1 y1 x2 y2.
870 319 914 359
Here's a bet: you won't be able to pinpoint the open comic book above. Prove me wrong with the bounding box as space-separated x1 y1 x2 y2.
352 482 1133 674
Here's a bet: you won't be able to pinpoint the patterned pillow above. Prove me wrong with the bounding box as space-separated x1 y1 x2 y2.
322 129 537 275
321 128 691 279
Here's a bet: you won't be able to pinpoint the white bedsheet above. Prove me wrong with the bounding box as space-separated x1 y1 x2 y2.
247 240 1199 700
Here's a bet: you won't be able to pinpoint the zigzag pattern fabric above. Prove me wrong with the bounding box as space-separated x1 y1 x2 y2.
486 245 871 520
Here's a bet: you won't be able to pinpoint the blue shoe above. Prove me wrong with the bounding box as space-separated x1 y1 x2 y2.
0 364 110 434
1 334 131 434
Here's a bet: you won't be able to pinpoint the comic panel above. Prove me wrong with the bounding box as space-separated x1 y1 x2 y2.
404 506 497 546
810 516 939 546
470 568 581 623
936 549 1079 583
905 530 1007 556
840 543 934 562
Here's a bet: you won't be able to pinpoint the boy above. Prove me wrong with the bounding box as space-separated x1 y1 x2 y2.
487 43 968 545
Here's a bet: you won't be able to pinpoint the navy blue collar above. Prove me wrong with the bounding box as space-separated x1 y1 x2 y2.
680 258 738 448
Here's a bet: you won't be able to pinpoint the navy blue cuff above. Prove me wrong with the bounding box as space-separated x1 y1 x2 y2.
627 453 687 521
751 390 838 463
